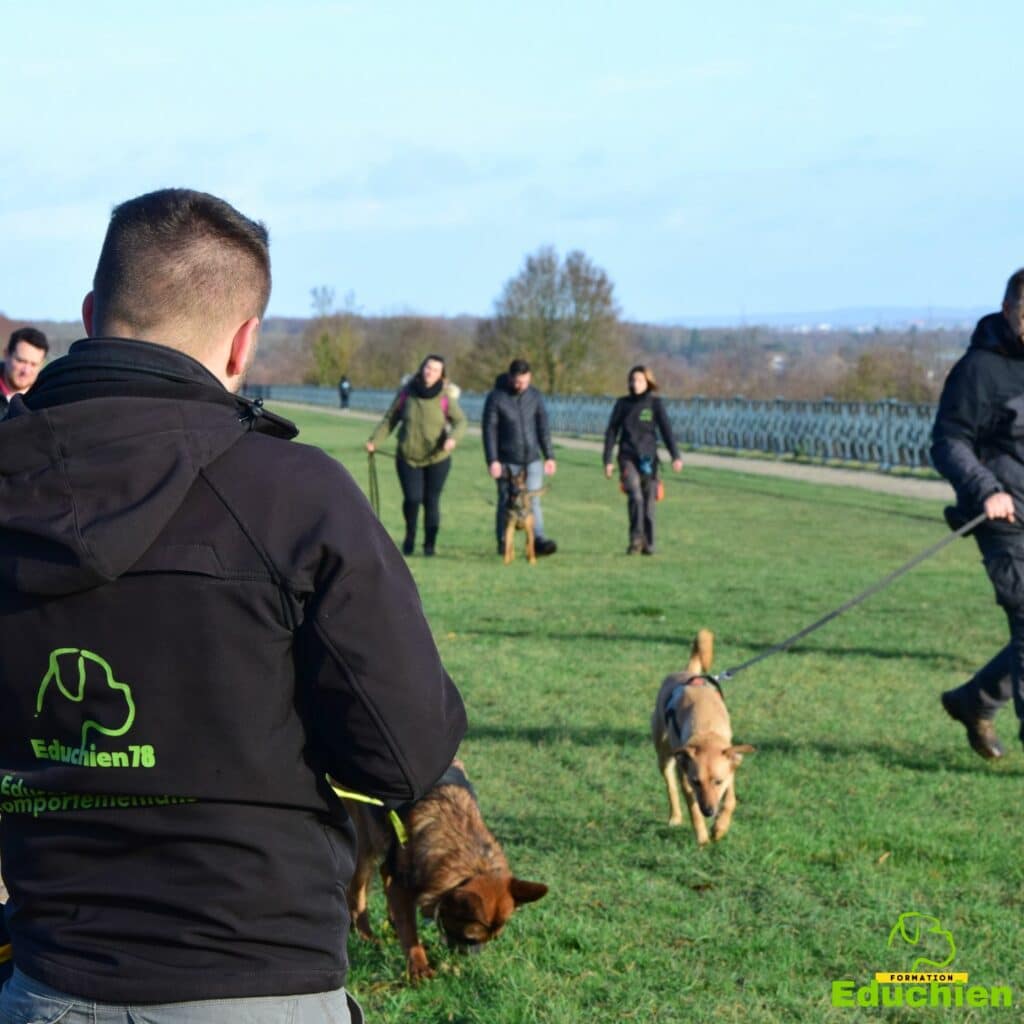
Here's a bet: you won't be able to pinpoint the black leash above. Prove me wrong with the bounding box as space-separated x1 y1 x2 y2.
712 512 988 686
367 452 381 519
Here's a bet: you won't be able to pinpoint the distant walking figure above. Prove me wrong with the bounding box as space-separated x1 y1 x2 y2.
338 374 351 409
366 355 467 556
603 365 682 555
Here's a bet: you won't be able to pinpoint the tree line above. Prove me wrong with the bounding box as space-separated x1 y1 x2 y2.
4 247 973 404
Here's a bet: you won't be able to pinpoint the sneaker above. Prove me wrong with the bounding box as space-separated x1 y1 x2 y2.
940 689 1004 760
535 538 557 557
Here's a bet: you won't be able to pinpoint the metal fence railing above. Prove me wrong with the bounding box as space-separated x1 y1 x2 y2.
243 385 938 473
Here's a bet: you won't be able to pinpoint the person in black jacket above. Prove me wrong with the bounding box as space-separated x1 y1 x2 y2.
932 268 1024 761
482 358 558 555
603 365 683 555
0 327 48 418
0 190 465 1023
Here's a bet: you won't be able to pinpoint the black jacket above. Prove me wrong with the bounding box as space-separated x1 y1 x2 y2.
0 338 466 1002
602 392 680 466
931 313 1024 524
481 374 554 465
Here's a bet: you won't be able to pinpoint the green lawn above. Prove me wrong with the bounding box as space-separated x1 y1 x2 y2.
290 406 1021 1023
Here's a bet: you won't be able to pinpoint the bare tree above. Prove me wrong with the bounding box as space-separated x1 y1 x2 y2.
477 246 625 393
303 288 364 386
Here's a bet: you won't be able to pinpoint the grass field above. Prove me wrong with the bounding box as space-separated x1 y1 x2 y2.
290 406 1022 1023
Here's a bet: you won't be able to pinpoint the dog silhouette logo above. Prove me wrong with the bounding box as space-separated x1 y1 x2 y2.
887 912 956 971
35 648 136 748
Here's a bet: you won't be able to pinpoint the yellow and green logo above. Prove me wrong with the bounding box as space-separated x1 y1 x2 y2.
831 912 1012 1010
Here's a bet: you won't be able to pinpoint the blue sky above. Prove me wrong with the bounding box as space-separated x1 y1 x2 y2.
3 1 1021 323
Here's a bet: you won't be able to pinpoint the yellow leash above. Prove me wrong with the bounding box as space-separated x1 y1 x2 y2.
328 779 408 846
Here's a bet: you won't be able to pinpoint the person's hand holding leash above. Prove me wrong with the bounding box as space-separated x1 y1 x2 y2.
365 440 375 453
985 491 1015 522
543 459 556 476
671 458 683 472
443 438 456 453
488 460 503 480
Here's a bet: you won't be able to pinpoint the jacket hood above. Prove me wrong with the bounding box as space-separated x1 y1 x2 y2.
969 312 1024 358
0 338 297 597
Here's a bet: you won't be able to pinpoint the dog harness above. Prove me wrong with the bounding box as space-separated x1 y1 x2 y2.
664 675 724 737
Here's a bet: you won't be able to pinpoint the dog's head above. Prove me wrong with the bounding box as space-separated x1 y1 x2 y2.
673 742 755 818
435 874 547 953
505 469 531 510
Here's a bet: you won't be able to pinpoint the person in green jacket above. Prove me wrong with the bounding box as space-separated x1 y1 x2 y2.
366 354 467 556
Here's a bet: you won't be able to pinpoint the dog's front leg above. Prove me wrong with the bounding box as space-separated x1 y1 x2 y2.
503 520 516 565
680 775 711 846
387 880 434 982
661 757 685 827
525 516 536 564
349 857 377 940
712 782 736 841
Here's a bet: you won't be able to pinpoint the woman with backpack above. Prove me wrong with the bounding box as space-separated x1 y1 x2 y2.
602 365 683 555
366 354 467 556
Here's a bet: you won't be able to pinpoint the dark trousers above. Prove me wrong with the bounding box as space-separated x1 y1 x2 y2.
395 457 451 545
620 460 658 549
950 525 1024 735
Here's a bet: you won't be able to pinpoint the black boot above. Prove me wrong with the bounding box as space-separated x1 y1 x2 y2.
423 528 438 557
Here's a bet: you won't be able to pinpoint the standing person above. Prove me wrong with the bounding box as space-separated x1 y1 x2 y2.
338 374 351 409
603 365 683 555
482 358 558 556
366 355 467 557
932 267 1024 761
0 188 466 1023
0 327 48 417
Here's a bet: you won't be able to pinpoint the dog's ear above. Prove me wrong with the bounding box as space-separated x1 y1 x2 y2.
509 878 548 906
726 744 756 765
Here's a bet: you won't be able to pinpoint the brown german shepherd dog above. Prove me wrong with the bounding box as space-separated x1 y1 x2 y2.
502 468 537 565
344 761 548 981
651 630 755 845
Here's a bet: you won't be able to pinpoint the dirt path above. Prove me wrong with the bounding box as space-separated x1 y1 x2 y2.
287 403 954 503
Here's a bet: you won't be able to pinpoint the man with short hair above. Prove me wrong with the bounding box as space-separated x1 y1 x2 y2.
0 327 48 416
0 189 465 1021
482 358 558 556
932 268 1024 761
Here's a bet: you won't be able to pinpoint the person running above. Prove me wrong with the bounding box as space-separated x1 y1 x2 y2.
366 354 467 556
602 365 683 555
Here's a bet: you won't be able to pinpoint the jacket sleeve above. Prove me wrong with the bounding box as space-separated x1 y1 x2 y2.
930 356 1003 511
482 390 498 464
295 460 466 803
368 391 404 448
653 398 681 462
446 392 468 444
603 399 623 464
536 392 554 460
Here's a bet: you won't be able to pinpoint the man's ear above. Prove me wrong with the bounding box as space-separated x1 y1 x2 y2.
82 292 95 336
226 316 260 381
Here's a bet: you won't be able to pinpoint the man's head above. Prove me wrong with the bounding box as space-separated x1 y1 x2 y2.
1003 268 1024 342
508 358 531 394
4 327 49 394
83 189 271 391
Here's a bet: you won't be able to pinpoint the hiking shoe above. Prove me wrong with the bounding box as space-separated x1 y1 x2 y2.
535 538 557 556
940 690 1004 760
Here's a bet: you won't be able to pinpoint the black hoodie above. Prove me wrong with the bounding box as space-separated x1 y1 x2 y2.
931 313 1024 524
0 339 466 1002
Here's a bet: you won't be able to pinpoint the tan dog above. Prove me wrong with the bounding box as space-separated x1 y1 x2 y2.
343 760 548 982
651 630 755 845
502 468 537 565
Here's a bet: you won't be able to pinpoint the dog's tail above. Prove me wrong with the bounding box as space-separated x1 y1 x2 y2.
685 629 714 676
